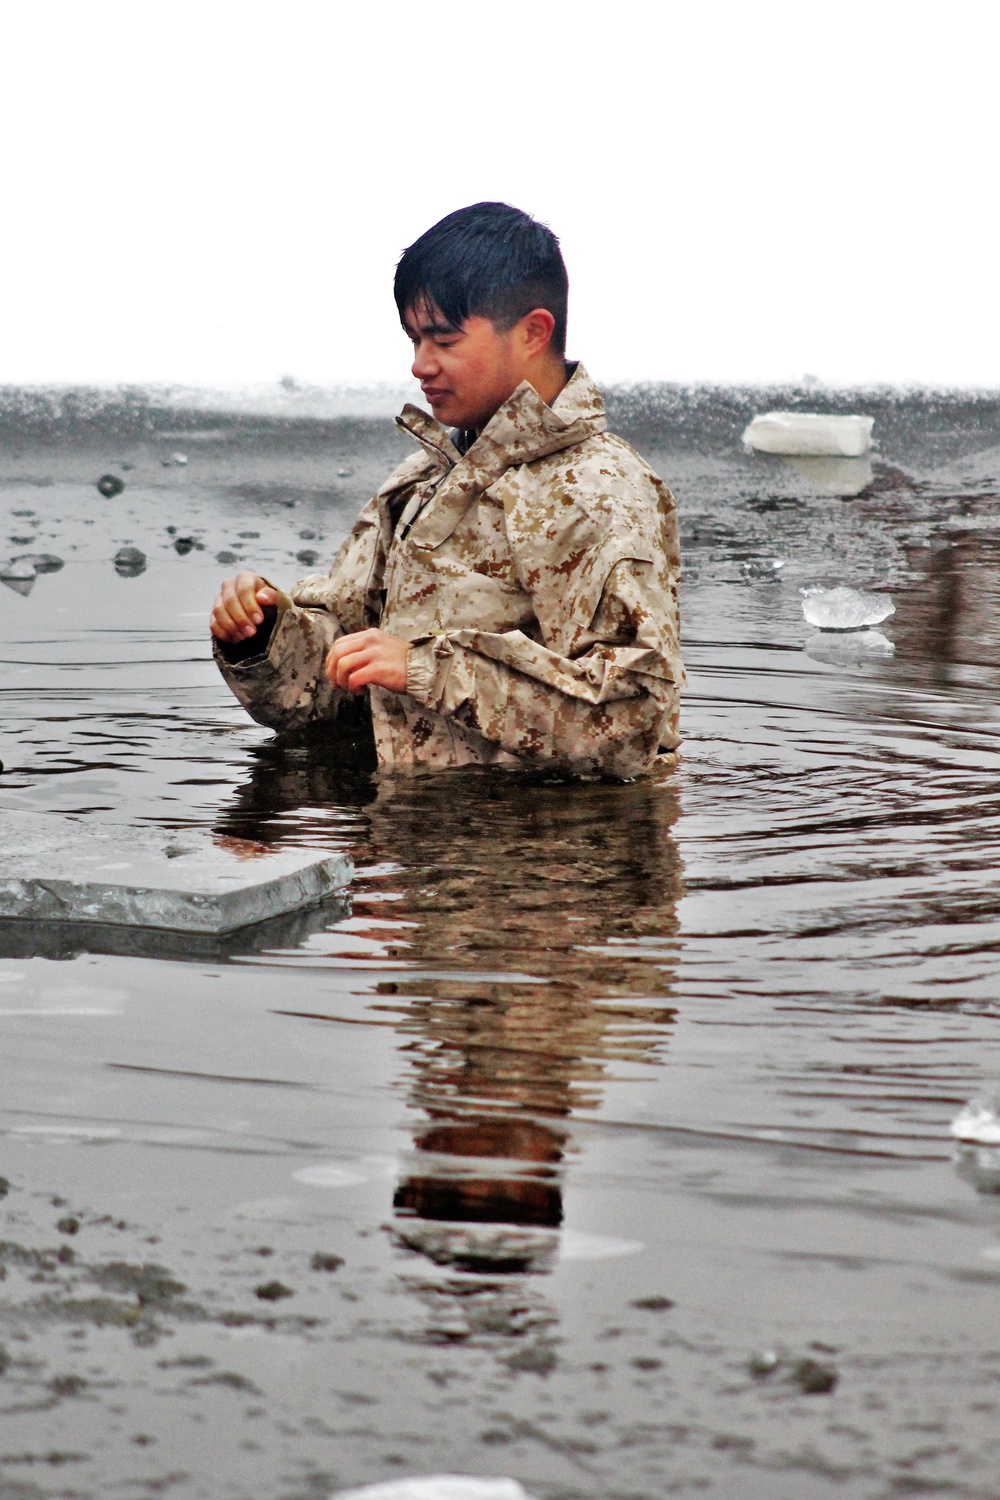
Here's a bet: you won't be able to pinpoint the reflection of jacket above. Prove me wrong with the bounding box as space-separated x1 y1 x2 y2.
215 364 684 777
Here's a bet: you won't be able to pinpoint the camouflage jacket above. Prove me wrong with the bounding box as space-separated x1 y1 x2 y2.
215 363 683 777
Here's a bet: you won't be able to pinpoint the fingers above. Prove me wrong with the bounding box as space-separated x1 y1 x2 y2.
210 572 271 642
325 631 378 694
324 630 408 694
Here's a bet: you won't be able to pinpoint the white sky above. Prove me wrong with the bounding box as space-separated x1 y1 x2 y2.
3 0 998 389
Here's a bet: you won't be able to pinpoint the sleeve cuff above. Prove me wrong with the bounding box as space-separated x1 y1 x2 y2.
405 638 443 705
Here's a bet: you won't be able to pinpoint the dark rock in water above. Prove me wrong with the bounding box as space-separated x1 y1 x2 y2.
788 1356 838 1394
310 1252 344 1273
113 545 147 578
97 473 125 498
631 1294 675 1312
748 1347 838 1393
254 1279 294 1301
216 550 238 565
0 762 4 775
296 549 320 566
14 553 63 575
173 537 195 556
503 1341 558 1376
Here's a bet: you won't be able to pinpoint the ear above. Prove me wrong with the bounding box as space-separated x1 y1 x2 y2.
519 307 556 358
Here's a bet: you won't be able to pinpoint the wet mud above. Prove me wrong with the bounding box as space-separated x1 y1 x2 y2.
2 387 1000 1497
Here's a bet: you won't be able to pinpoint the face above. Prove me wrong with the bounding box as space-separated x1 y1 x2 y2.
404 300 525 432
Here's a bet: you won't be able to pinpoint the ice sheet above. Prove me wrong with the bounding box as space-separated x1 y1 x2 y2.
0 812 352 933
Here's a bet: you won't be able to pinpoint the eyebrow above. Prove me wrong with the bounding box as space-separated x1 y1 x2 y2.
404 316 462 339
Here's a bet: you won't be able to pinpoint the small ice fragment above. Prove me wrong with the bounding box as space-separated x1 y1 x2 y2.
558 1229 644 1261
330 1479 538 1500
12 553 64 575
744 412 874 457
0 558 36 595
96 473 125 497
113 546 147 578
800 586 895 631
951 1094 1000 1146
295 1157 396 1188
171 452 188 466
1 557 36 581
741 558 785 579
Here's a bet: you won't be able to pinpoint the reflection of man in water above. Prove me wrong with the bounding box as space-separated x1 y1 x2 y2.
217 757 683 1271
210 202 683 777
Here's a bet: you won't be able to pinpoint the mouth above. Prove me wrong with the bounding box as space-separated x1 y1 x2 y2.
421 387 450 405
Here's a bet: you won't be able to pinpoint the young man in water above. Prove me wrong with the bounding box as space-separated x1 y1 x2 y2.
210 202 683 776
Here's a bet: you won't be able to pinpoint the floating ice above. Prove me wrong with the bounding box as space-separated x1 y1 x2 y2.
800 586 895 631
294 1157 396 1188
0 557 37 581
12 553 63 575
330 1479 537 1500
951 1094 1000 1146
0 812 352 934
741 558 785 579
558 1229 644 1261
951 1096 1000 1194
113 545 146 578
744 411 874 457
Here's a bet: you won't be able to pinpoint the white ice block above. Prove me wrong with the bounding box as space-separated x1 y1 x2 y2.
801 586 895 631
744 411 874 457
0 813 352 934
331 1479 538 1500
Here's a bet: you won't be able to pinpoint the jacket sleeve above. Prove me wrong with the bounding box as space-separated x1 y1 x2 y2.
213 589 352 734
403 503 683 777
212 491 389 734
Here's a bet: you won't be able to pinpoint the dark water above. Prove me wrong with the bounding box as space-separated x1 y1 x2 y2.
2 386 1000 1499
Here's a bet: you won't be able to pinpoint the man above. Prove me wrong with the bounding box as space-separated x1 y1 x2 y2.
211 202 683 777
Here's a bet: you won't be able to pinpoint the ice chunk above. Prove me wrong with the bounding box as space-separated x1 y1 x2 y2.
744 412 874 457
0 812 352 934
113 545 146 577
11 552 63 575
801 586 895 630
0 557 37 582
952 1096 1000 1194
331 1480 537 1500
951 1094 1000 1146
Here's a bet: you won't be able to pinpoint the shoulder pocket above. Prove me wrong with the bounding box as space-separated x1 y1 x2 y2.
570 533 654 630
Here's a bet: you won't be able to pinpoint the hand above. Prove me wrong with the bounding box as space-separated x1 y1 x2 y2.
325 628 409 695
210 572 279 643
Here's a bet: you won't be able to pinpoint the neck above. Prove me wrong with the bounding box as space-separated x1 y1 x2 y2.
472 355 569 436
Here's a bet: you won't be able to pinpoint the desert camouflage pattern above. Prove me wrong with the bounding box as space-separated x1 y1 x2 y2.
215 363 684 777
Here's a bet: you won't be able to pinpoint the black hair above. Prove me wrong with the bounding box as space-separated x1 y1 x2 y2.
394 202 568 356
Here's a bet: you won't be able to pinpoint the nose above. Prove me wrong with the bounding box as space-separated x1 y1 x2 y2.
411 339 440 382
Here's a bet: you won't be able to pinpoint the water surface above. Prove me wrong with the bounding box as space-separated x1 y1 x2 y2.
2 387 1000 1498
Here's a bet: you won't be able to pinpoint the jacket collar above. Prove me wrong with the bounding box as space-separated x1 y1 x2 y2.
395 362 607 481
